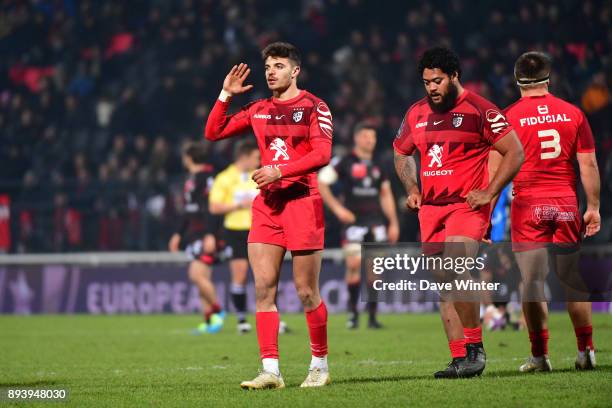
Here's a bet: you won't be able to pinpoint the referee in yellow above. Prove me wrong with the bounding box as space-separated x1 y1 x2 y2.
209 141 260 333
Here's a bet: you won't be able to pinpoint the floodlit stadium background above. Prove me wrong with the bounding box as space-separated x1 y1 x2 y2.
1 0 611 312
1 0 610 254
1 2 611 406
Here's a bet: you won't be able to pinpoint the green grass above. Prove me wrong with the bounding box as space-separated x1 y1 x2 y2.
1 313 611 407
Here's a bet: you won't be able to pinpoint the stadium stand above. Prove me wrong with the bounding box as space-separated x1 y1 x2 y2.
1 0 610 252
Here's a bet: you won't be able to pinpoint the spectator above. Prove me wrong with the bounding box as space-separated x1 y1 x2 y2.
2 0 611 251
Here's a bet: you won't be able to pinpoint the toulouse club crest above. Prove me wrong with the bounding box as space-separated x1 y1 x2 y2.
452 115 463 128
292 111 303 122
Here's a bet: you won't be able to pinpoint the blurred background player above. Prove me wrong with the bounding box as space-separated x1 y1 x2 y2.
394 47 524 378
504 51 601 372
480 246 524 331
205 42 333 389
318 122 399 329
209 140 260 334
168 143 225 334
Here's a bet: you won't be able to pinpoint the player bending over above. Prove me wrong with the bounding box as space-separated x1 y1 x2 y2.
504 51 600 372
169 143 225 334
205 42 333 389
319 122 399 329
394 47 524 378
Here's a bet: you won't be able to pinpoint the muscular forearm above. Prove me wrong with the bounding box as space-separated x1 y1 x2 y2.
486 153 522 198
486 132 524 198
487 150 503 211
394 151 419 194
579 158 601 210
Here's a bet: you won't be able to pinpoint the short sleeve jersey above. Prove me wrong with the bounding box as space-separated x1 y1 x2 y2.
332 153 389 225
393 90 513 205
504 93 595 197
180 166 216 237
209 164 259 231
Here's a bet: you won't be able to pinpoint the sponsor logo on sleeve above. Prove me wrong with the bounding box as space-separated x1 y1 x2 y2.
486 109 509 135
316 102 333 138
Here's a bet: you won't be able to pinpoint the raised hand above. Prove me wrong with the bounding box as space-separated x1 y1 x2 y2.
223 63 254 96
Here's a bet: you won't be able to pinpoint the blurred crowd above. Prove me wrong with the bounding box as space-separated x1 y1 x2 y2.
1 0 611 252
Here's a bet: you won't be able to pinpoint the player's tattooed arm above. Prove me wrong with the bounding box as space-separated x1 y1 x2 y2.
394 151 421 210
394 151 417 193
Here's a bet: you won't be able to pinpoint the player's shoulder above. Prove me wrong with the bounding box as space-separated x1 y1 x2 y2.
400 98 429 127
215 164 236 181
246 97 271 111
548 93 584 116
196 165 215 180
406 97 429 116
330 154 345 168
301 91 333 124
502 98 523 116
302 90 332 113
198 163 215 173
463 91 501 113
301 90 326 105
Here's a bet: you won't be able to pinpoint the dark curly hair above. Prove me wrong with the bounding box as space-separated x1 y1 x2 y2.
417 47 461 79
261 42 301 66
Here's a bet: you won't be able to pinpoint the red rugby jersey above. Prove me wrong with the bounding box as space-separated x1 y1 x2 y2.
205 90 332 194
393 90 512 205
504 93 595 198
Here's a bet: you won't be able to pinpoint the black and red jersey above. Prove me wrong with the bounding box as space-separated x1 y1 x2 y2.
176 166 216 239
331 152 389 225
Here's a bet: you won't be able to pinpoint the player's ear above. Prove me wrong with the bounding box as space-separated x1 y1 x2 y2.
291 65 300 79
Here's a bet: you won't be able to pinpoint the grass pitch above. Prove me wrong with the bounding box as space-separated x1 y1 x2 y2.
1 312 611 407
